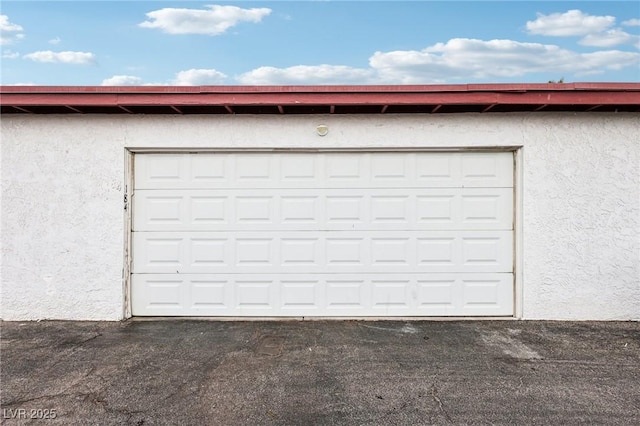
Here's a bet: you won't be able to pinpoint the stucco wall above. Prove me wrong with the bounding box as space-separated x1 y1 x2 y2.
1 113 638 320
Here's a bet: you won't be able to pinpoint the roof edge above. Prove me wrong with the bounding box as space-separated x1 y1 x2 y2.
2 82 640 95
2 83 638 114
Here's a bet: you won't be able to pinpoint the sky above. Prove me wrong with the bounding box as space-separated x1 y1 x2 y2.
0 1 639 86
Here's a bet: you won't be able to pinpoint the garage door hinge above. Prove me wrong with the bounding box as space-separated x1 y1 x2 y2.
124 193 128 210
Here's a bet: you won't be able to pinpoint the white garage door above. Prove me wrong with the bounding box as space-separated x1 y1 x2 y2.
131 151 514 317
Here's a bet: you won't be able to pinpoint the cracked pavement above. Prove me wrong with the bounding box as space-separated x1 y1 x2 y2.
1 320 639 425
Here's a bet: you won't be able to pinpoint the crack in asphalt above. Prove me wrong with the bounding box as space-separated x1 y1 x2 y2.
1 392 79 408
431 383 453 424
1 366 97 408
41 331 103 372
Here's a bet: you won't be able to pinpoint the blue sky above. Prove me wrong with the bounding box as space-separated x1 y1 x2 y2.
1 1 639 86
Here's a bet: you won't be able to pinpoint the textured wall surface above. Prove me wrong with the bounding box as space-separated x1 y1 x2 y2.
1 113 638 320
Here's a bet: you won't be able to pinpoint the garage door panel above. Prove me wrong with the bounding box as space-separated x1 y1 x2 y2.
134 188 513 231
132 273 513 316
235 154 275 183
135 152 513 189
235 196 274 224
280 154 318 182
371 154 412 182
132 231 512 274
235 279 277 311
235 238 276 266
281 278 323 311
191 279 233 309
326 237 367 267
372 279 412 309
135 154 188 189
325 278 369 311
371 195 410 224
460 153 513 186
131 277 186 314
281 195 321 224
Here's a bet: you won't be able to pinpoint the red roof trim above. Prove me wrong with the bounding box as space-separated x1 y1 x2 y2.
2 83 639 94
3 91 639 106
2 84 639 114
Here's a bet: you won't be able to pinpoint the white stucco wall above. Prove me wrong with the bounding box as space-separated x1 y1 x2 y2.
1 113 638 320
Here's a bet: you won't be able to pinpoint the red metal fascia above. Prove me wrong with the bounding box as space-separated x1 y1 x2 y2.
0 93 119 105
1 90 639 107
2 84 639 112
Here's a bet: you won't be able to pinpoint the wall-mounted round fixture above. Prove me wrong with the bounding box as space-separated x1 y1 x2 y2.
316 124 329 136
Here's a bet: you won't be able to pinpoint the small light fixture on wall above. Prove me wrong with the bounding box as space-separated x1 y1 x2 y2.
316 124 329 136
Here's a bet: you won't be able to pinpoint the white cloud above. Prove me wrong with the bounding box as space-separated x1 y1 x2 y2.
234 38 640 85
526 10 615 36
622 18 640 27
139 5 271 35
0 15 23 32
48 37 61 45
580 29 640 48
172 68 227 85
2 49 19 59
525 10 640 48
23 50 95 64
101 75 143 86
236 65 376 85
5 82 36 86
369 38 640 83
0 15 24 45
101 69 227 86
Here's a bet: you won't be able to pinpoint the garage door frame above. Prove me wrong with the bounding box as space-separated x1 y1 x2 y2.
122 147 523 319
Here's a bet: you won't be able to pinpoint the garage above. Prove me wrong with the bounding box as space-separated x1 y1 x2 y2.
3 84 639 321
131 150 514 317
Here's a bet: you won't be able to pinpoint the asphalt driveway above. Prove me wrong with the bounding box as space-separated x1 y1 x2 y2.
1 320 639 425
